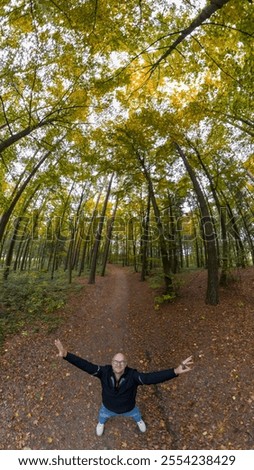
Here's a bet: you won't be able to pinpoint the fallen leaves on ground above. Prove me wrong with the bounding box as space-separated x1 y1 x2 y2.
0 266 254 450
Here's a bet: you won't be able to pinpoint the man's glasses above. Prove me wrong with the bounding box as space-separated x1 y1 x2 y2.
112 360 126 366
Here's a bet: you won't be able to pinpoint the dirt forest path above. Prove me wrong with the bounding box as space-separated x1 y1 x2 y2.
0 265 254 450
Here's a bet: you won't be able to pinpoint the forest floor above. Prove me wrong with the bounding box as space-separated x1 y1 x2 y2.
0 264 254 450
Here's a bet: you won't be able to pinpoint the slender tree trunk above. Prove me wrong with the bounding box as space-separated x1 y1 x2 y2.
3 186 40 280
232 191 254 265
68 238 74 284
168 196 178 274
38 241 47 271
70 184 88 273
175 143 219 305
225 202 246 268
72 235 82 271
177 217 184 269
3 217 23 280
50 242 58 280
101 196 118 276
193 226 201 268
190 143 229 285
78 190 102 276
123 130 172 289
129 218 137 271
13 217 30 271
137 156 173 292
46 242 54 273
20 238 31 271
237 204 254 265
141 193 151 281
13 239 22 271
0 233 8 266
0 150 52 243
88 174 114 284
65 220 80 280
52 182 75 279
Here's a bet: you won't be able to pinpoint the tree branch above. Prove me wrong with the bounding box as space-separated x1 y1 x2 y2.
202 21 254 37
0 96 13 136
149 0 232 73
192 36 242 86
92 0 99 32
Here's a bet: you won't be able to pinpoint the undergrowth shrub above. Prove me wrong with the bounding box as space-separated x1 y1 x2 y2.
0 271 82 348
147 268 184 310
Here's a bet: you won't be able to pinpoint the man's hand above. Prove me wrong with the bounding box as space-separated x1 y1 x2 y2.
55 339 67 358
174 355 193 375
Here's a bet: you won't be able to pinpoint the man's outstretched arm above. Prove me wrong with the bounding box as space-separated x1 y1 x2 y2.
136 356 193 385
54 339 101 376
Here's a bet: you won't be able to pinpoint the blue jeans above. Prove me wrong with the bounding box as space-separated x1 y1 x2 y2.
98 404 142 424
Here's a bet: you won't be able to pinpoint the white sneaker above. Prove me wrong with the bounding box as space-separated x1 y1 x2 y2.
137 420 146 433
96 422 104 436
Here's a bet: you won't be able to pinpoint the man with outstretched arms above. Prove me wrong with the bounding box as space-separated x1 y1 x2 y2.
55 339 193 436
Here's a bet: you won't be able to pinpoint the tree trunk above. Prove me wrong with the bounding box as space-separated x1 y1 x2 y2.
225 201 246 268
175 143 219 305
101 195 118 276
0 118 56 154
139 159 173 293
3 186 40 280
236 201 254 265
168 195 178 274
78 190 102 276
141 192 151 281
190 143 229 285
88 174 114 284
20 237 31 271
3 218 22 280
0 150 51 243
65 186 88 282
68 238 74 284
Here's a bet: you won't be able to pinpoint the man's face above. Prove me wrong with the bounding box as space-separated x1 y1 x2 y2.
112 353 127 375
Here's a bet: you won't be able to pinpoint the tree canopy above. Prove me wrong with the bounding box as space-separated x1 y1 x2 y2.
0 0 253 305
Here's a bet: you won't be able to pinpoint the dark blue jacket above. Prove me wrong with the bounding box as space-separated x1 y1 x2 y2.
64 352 177 413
